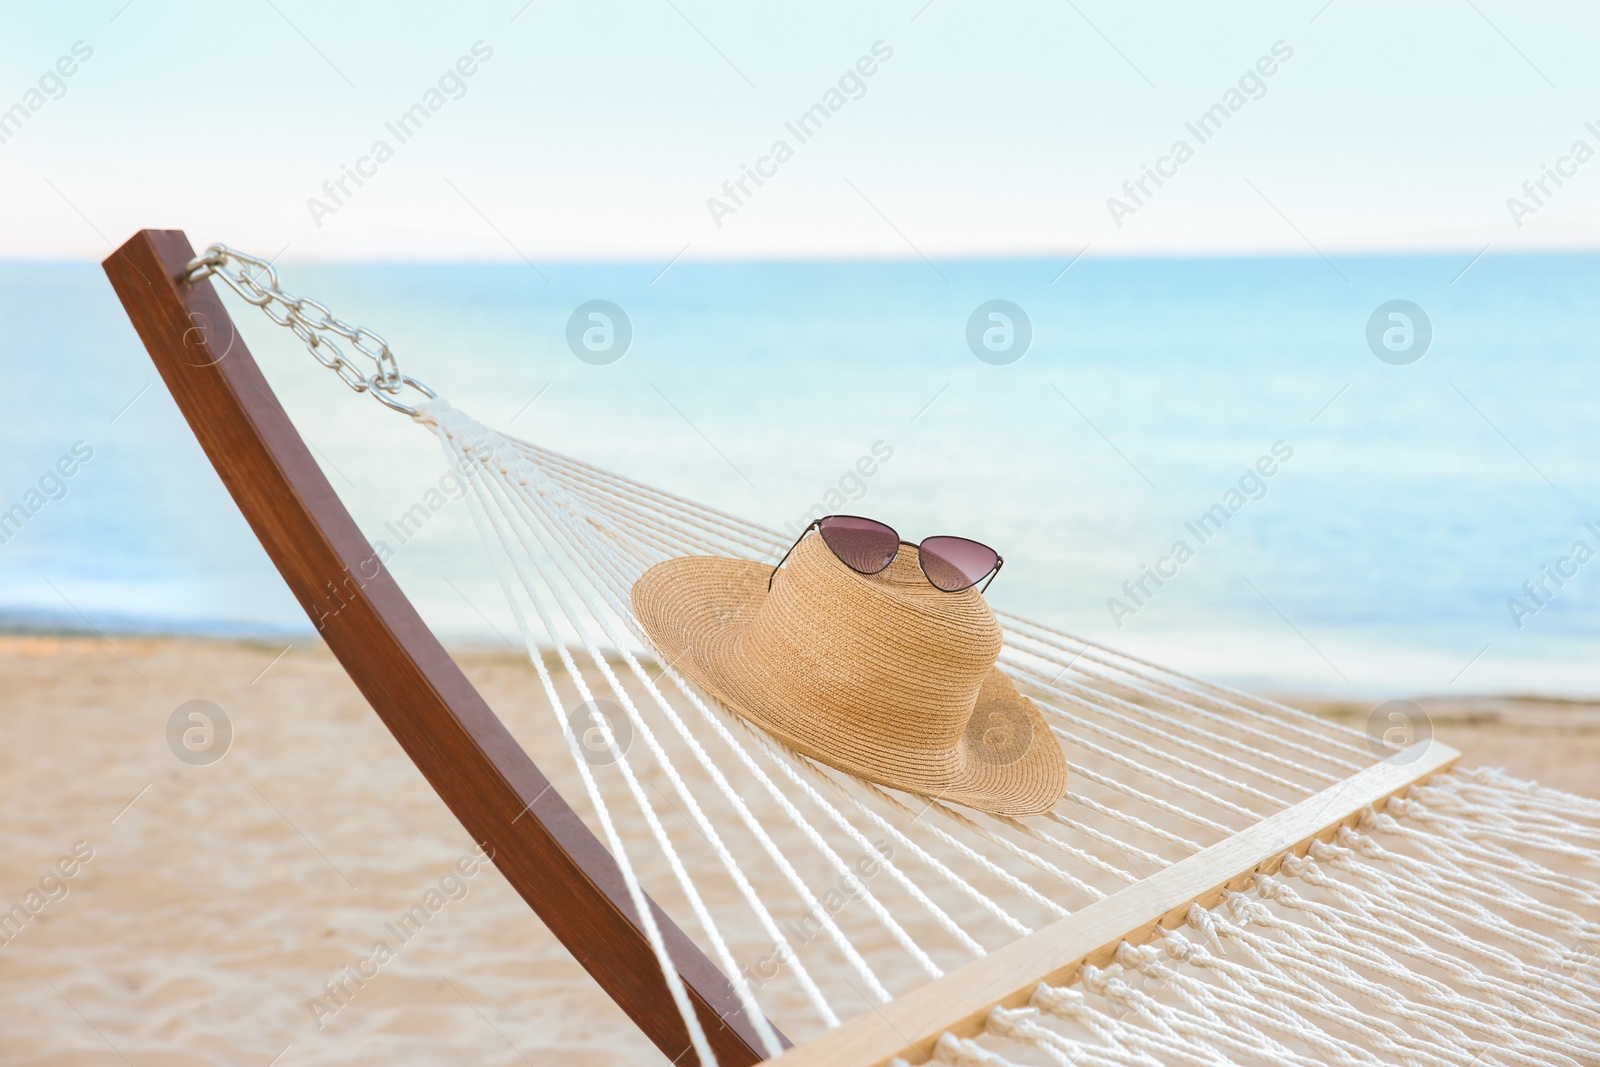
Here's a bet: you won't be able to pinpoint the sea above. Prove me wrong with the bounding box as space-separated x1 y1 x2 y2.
2 251 1597 698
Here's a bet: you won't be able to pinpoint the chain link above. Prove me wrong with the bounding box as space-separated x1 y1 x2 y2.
182 244 435 414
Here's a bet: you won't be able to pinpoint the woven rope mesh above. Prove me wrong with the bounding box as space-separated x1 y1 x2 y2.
416 399 1600 1065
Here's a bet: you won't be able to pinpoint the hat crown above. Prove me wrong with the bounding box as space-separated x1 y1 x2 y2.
737 532 1001 760
629 542 1070 816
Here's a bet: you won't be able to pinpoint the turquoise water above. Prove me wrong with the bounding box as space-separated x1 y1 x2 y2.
2 252 1597 696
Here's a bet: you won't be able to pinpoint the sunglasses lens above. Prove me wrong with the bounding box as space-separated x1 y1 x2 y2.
819 515 899 575
919 536 1000 592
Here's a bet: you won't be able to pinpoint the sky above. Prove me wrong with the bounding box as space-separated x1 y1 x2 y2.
1 0 1598 261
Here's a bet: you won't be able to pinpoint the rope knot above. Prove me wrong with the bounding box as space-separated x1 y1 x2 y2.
410 396 449 428
1367 809 1403 834
1417 785 1469 813
1384 795 1422 819
1030 982 1085 1018
1156 929 1201 963
1257 874 1309 905
1336 826 1385 858
1080 963 1139 1005
1307 838 1346 863
1186 904 1225 950
1278 852 1312 877
1115 941 1171 979
984 1005 1037 1041
934 1033 1015 1067
1223 888 1275 922
1077 964 1113 996
1427 774 1464 796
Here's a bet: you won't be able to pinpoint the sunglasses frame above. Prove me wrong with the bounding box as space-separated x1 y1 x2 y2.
768 514 1004 594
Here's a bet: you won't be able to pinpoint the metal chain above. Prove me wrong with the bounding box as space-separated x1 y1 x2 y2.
183 243 435 414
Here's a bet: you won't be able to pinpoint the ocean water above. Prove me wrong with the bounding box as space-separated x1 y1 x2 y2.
2 251 1597 697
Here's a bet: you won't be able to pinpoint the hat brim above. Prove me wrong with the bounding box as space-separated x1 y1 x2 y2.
632 555 1068 818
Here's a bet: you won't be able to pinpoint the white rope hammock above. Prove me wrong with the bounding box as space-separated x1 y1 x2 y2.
413 397 1600 1067
184 243 1600 1065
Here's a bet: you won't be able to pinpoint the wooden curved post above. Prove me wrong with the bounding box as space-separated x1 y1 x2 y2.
103 229 783 1065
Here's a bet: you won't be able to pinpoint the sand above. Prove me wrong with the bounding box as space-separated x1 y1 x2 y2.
3 633 1598 1065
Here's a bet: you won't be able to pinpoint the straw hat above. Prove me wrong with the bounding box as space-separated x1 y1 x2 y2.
631 531 1068 817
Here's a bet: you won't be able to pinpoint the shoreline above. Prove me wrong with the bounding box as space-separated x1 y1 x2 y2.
6 632 1597 799
8 625 1599 705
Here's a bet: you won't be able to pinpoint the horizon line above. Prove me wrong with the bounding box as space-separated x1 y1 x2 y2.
6 244 1599 268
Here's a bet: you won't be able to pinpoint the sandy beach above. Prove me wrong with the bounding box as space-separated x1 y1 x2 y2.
4 632 1598 1065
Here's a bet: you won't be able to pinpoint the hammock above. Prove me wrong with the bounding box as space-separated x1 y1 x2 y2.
105 232 1600 1067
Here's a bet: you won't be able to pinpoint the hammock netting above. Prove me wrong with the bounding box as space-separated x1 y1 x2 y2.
403 397 1600 1067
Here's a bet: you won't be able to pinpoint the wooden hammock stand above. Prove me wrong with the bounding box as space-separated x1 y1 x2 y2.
104 228 1459 1067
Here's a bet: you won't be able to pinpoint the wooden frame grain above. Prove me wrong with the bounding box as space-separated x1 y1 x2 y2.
103 229 784 1065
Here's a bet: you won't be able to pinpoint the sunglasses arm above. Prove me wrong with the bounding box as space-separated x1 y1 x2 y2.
979 556 1004 594
768 520 822 590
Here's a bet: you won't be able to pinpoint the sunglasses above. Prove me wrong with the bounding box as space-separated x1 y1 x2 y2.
770 514 1004 594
